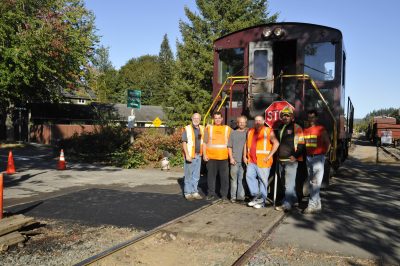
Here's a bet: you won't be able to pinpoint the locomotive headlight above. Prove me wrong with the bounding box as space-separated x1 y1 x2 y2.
274 27 284 37
262 27 272 37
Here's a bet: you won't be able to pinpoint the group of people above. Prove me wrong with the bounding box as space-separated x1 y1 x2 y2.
181 107 330 214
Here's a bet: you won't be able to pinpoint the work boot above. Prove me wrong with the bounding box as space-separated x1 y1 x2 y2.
206 195 216 201
275 203 291 212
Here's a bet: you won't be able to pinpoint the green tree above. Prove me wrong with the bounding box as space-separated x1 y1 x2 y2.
157 34 175 105
118 55 161 105
166 0 278 126
0 0 98 139
92 45 114 73
88 46 119 103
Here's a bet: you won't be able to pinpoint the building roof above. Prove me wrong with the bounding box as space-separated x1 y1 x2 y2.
111 104 166 122
30 102 166 123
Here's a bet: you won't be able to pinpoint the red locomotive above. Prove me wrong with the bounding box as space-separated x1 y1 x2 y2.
205 22 354 187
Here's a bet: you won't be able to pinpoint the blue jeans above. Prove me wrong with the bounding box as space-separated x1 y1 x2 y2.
279 161 298 207
306 155 325 208
183 154 201 194
230 162 245 200
246 163 271 203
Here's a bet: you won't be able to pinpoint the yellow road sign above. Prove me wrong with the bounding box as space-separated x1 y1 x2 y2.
152 117 162 127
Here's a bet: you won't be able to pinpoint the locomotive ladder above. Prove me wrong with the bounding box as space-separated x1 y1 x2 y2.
202 76 250 127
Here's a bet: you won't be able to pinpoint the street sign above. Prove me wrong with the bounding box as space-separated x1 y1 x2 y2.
127 89 141 108
264 101 294 129
152 117 162 127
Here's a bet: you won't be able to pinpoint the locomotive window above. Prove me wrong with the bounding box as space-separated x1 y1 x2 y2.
254 50 268 78
218 48 244 83
304 42 336 81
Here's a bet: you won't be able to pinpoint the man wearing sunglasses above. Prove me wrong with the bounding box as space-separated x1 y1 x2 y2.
275 106 305 212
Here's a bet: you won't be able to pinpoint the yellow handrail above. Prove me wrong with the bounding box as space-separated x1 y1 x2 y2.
281 74 337 162
203 76 250 127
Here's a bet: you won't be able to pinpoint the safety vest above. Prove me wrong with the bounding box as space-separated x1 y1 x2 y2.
247 126 273 168
279 123 305 161
184 124 204 158
205 125 231 160
304 125 328 155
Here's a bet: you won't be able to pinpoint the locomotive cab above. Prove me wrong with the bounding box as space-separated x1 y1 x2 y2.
211 23 354 187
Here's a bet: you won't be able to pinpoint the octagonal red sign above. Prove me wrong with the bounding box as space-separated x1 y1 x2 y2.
264 101 294 129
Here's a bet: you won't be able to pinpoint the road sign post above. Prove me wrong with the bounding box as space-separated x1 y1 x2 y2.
264 101 294 129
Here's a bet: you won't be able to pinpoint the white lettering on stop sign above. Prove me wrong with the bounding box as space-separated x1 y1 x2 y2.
266 110 280 121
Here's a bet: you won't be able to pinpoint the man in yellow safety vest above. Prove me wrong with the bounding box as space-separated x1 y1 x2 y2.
182 113 204 200
244 115 280 208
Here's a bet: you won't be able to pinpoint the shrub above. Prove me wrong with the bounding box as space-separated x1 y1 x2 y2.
60 125 130 162
131 129 182 165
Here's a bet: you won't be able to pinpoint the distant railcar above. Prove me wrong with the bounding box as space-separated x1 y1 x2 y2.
369 116 400 147
206 22 354 187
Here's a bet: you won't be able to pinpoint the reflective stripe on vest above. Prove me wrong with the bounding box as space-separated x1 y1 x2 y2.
279 123 304 161
185 124 204 158
304 125 328 154
247 126 273 168
206 125 230 160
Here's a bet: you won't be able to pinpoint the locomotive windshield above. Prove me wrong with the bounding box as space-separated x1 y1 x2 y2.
218 48 244 83
304 42 336 81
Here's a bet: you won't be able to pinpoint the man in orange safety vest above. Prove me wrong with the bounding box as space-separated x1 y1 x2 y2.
303 109 331 214
203 111 231 201
243 115 280 209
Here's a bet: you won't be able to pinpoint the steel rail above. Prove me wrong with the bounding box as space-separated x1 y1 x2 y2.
74 200 221 266
380 146 400 161
231 212 287 266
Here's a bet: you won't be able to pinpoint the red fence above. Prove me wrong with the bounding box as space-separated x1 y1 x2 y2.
29 124 173 144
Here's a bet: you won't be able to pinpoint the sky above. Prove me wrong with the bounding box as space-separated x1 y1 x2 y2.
84 0 400 119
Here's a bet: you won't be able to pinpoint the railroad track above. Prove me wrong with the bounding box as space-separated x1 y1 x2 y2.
75 200 286 266
380 146 400 161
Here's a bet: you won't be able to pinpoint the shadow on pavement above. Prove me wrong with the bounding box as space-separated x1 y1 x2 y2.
290 157 400 264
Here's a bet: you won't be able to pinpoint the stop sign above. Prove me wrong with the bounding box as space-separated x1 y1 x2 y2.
264 101 294 129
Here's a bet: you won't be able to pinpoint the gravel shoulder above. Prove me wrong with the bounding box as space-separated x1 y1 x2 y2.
0 218 141 266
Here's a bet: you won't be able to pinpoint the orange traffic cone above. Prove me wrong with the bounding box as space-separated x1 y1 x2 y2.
6 150 16 175
57 149 66 170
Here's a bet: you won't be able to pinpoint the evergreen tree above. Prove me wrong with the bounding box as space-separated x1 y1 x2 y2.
118 55 161 105
88 46 119 103
157 34 175 105
166 0 278 126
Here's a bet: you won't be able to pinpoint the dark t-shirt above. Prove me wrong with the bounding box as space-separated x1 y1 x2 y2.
278 123 304 159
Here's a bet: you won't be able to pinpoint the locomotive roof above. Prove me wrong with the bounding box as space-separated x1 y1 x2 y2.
214 22 342 42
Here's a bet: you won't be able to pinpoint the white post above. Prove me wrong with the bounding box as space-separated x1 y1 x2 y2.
130 108 135 144
273 162 278 207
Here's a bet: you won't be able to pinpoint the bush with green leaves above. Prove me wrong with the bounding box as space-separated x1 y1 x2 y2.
131 129 183 166
60 125 130 162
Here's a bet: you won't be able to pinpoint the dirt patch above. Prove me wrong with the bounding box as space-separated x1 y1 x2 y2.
248 242 378 265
